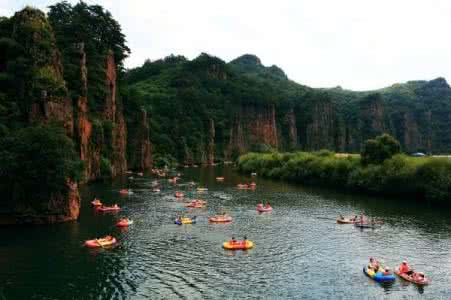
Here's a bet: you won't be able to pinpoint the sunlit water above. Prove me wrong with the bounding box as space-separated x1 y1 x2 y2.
1 166 451 299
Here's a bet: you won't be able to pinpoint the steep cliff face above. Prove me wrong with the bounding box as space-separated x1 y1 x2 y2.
15 8 74 136
226 103 278 159
128 109 152 171
206 119 215 164
0 8 81 224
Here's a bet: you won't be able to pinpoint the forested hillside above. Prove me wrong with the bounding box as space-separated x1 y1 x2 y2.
127 53 451 166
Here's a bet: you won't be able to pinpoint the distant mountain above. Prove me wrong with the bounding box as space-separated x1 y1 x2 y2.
126 53 451 165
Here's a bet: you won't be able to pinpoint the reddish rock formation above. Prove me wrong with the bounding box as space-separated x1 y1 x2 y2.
30 98 74 136
226 103 278 158
104 50 117 122
285 108 298 149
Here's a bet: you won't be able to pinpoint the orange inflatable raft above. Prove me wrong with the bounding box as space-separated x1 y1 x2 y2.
85 236 117 248
209 215 232 223
223 240 254 250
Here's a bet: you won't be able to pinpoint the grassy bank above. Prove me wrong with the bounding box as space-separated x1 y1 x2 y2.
238 151 451 204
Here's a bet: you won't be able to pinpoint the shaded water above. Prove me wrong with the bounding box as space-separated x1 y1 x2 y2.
1 166 451 299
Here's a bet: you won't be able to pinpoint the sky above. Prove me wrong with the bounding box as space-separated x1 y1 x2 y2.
2 0 451 91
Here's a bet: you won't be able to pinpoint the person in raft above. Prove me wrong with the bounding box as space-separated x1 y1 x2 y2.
399 261 414 275
242 235 247 245
339 214 344 220
413 272 425 281
382 267 392 275
230 236 236 244
369 257 380 270
359 214 366 224
265 202 271 208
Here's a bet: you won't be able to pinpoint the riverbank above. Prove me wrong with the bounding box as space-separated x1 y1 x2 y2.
238 151 451 204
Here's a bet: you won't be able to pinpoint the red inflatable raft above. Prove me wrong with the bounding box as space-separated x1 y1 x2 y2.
257 204 272 212
116 218 133 227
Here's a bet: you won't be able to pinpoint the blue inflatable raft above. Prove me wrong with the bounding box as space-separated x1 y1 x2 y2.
363 267 396 282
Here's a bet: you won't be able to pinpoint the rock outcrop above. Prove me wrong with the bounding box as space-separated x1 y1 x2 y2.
128 108 152 171
226 103 278 159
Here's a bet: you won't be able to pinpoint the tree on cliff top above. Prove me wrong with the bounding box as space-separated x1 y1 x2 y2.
361 133 401 165
48 1 130 107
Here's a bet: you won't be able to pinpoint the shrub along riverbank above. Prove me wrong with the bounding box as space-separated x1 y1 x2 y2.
238 150 451 204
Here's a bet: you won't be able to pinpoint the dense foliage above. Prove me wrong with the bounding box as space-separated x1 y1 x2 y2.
0 125 83 211
0 2 130 214
48 0 130 109
128 52 451 165
238 151 451 204
361 134 401 165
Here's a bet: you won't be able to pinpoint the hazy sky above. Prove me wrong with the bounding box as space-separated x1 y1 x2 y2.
3 0 451 90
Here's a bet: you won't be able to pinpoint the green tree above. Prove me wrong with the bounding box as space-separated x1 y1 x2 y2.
361 133 401 165
0 125 83 210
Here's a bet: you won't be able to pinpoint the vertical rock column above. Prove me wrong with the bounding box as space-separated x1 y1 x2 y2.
207 119 215 164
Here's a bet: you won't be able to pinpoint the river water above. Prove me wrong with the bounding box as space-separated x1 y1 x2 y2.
1 166 451 299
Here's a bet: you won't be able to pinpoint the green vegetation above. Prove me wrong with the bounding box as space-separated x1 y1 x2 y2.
238 135 451 204
0 125 83 211
361 134 401 165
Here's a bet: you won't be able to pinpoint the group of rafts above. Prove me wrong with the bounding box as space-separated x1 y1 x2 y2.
363 257 430 286
85 171 270 250
85 198 133 248
337 214 431 285
173 177 271 250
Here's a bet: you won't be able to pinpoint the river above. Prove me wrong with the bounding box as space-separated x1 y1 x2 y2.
1 166 451 299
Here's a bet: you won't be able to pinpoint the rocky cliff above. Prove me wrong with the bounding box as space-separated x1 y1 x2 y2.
0 7 137 224
127 108 152 171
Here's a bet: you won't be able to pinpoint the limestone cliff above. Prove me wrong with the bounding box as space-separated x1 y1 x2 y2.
127 108 152 171
1 8 80 224
226 103 278 159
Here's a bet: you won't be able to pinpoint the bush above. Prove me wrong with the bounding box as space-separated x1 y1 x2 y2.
238 150 451 204
361 134 401 165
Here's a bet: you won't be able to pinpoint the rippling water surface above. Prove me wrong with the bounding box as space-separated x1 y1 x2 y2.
2 166 451 299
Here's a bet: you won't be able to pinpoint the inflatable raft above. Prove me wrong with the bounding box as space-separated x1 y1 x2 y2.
96 205 121 212
119 189 133 195
395 271 430 286
116 219 133 227
337 218 356 224
175 217 196 225
175 192 184 198
85 236 117 248
223 240 254 250
257 204 272 212
363 267 396 282
209 215 232 223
